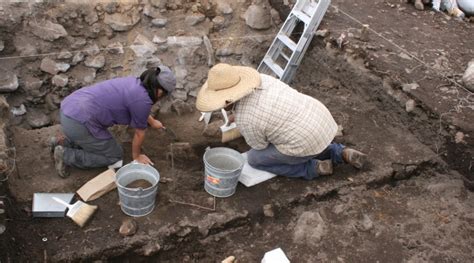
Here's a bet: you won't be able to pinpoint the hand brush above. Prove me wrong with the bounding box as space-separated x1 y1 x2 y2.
220 109 242 143
52 197 98 227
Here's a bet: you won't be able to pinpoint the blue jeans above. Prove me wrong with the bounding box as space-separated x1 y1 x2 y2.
60 111 123 169
247 143 345 180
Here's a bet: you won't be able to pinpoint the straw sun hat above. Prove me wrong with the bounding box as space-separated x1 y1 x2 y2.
196 63 261 112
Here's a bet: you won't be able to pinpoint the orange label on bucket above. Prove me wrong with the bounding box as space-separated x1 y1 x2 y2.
206 175 220 185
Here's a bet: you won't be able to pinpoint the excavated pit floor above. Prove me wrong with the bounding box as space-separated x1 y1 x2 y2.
1 0 473 262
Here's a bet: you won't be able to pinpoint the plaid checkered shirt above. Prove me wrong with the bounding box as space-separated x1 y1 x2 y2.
234 74 338 157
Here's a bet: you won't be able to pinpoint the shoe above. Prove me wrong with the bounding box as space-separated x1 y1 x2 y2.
53 145 70 178
49 136 64 153
342 148 367 169
316 160 333 176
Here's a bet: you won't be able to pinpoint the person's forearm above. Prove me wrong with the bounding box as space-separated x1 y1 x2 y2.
132 130 146 159
147 115 154 126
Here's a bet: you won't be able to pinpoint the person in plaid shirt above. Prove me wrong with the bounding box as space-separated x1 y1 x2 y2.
197 63 367 179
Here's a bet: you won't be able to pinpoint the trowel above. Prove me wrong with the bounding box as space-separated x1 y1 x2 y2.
163 127 178 141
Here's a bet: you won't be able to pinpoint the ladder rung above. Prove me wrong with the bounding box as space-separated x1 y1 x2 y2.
280 52 290 61
277 34 297 51
291 10 311 24
263 57 284 77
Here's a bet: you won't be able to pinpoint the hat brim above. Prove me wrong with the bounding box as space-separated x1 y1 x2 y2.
196 66 261 112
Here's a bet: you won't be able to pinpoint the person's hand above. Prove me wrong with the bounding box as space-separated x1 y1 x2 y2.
149 118 164 130
134 154 154 165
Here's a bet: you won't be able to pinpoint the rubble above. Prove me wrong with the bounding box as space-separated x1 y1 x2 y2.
462 59 474 92
29 20 68 41
26 110 51 128
0 73 19 92
84 55 106 69
40 58 70 75
243 1 272 30
104 11 141 32
130 34 157 58
52 74 69 88
119 218 138 236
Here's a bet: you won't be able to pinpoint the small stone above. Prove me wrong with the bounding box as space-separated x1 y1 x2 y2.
263 204 274 217
151 18 168 27
332 204 344 215
315 29 329 37
104 2 118 13
454 132 465 144
361 214 373 231
152 36 167 44
84 44 101 56
143 4 161 18
52 74 69 87
0 73 19 92
71 38 87 49
212 16 226 29
217 2 233 15
405 99 415 112
106 42 124 54
84 9 99 25
402 83 419 92
216 48 234 57
0 40 4 52
57 49 73 59
150 0 166 9
72 52 85 65
398 52 412 60
462 59 474 92
40 58 70 75
85 55 106 69
11 104 26 116
119 218 138 236
185 13 205 26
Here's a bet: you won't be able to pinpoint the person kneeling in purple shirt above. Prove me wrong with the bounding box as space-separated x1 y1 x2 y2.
50 65 176 178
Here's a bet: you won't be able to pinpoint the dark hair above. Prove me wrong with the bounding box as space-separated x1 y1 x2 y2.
139 68 165 103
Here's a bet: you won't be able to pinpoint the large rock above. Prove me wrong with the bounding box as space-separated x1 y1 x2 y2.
185 13 205 26
40 58 70 75
0 73 19 92
143 4 162 18
52 74 69 87
462 59 474 92
69 65 97 87
84 55 106 69
243 2 272 30
71 52 85 65
29 20 68 41
150 0 167 9
130 34 157 58
167 36 202 47
292 211 326 246
26 110 51 128
104 11 141 32
217 2 233 15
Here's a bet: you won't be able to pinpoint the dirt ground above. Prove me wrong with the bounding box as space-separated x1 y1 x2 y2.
0 0 473 262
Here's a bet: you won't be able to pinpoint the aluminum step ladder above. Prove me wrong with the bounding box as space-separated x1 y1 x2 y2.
257 0 331 83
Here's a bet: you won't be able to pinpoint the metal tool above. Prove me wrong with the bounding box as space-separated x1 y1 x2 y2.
32 193 75 218
163 127 178 141
257 0 331 83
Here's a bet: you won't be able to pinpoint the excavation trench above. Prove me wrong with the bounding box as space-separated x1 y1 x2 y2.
1 0 473 262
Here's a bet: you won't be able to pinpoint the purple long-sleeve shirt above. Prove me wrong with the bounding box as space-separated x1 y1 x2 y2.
61 77 152 139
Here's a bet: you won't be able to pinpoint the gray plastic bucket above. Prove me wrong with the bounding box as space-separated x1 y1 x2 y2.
115 163 160 217
203 147 244 198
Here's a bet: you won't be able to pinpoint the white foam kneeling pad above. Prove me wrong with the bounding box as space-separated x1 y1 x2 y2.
239 152 277 187
261 248 290 263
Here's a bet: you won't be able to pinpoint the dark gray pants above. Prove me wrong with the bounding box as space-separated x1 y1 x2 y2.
60 111 123 169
